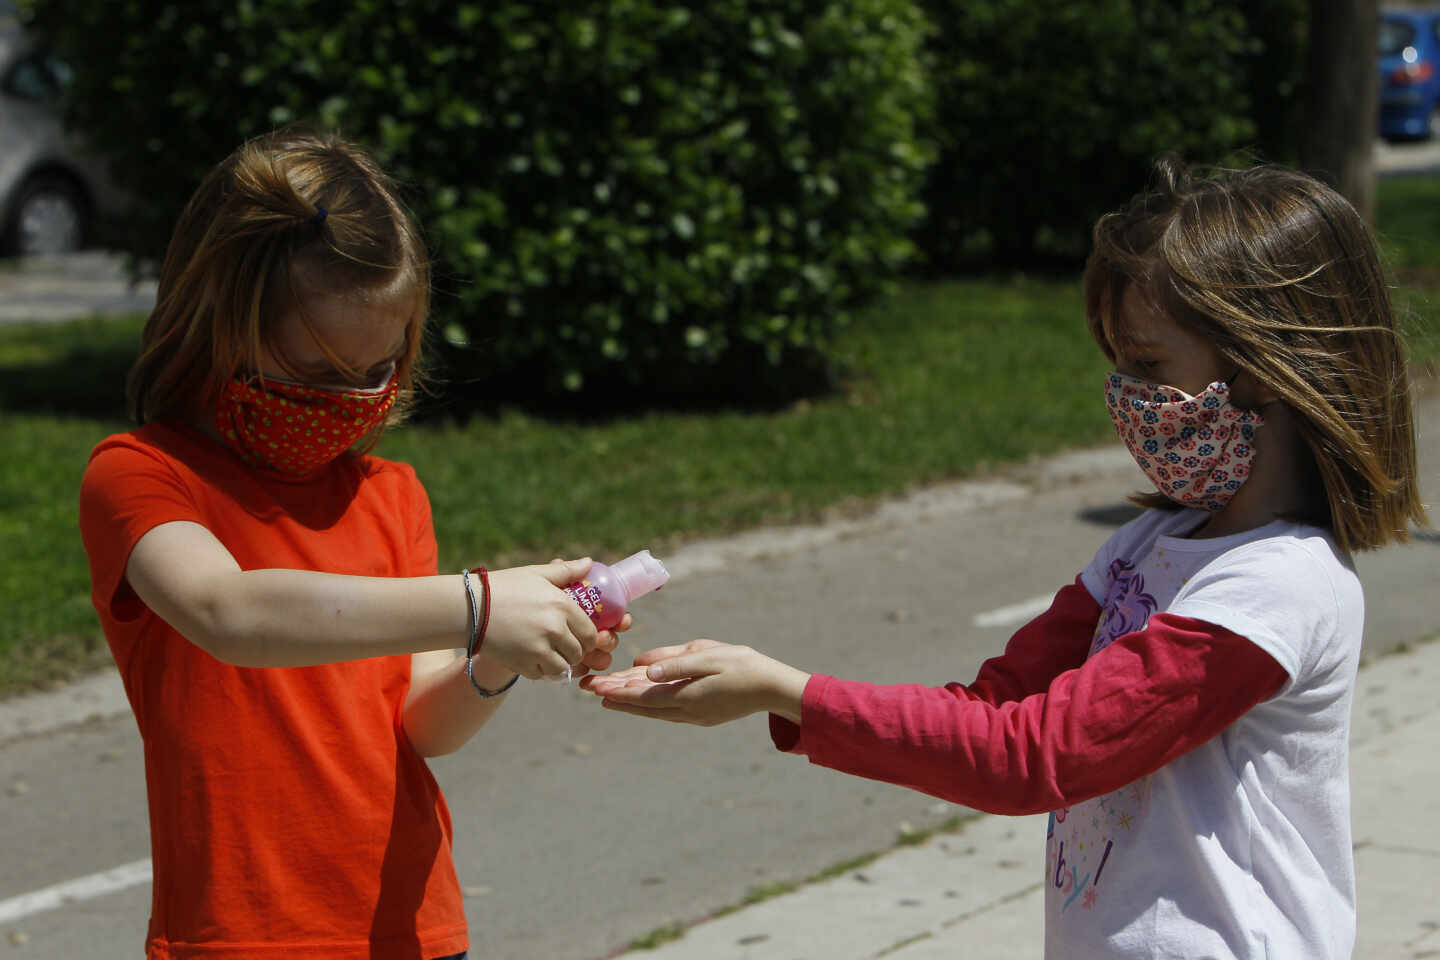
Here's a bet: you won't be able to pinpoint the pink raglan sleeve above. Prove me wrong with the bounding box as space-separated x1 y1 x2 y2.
768 611 1288 815
963 576 1101 705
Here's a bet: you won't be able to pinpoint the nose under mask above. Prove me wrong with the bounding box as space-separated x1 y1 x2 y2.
1104 371 1263 512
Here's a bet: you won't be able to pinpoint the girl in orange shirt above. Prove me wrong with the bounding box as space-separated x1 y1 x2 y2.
77 128 614 959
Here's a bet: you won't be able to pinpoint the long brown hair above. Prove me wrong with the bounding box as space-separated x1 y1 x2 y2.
126 127 429 433
1083 155 1428 553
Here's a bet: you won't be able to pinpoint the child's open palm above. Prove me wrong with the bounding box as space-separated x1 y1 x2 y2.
580 638 807 725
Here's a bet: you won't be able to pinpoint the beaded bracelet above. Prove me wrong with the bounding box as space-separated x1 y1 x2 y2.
465 655 519 698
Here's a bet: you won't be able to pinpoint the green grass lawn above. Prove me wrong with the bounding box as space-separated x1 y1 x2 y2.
2 174 1438 698
1376 174 1440 370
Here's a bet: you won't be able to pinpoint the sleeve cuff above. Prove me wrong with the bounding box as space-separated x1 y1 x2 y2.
768 673 833 754
768 712 801 752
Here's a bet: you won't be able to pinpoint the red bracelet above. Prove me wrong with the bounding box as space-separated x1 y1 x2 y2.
476 566 491 654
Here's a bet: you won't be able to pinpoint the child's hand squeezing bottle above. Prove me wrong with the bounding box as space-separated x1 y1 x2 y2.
542 549 668 684
565 550 670 631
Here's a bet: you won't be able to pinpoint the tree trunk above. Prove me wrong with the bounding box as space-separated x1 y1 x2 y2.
1300 0 1378 223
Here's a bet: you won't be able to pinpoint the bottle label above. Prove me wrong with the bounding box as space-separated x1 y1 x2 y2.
566 580 605 621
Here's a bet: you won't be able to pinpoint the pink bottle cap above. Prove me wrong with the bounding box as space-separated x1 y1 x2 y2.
611 549 670 602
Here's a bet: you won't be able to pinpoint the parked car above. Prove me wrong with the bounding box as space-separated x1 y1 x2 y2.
0 20 123 256
1378 7 1440 140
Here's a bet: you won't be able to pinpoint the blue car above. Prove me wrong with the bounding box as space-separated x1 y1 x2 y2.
1379 8 1440 140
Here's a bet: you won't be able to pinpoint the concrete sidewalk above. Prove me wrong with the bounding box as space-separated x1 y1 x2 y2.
0 251 155 325
609 637 1440 960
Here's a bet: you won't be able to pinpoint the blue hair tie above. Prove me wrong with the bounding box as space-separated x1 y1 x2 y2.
311 204 328 226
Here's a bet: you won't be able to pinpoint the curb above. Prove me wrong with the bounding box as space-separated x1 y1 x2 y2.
0 668 129 744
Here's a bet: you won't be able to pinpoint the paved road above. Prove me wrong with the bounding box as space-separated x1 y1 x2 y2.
0 382 1435 957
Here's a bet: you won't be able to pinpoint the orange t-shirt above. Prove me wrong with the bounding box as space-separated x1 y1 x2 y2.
77 421 468 960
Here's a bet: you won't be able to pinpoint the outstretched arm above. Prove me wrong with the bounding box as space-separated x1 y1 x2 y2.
126 520 600 674
582 638 809 726
582 576 1100 723
584 615 1286 814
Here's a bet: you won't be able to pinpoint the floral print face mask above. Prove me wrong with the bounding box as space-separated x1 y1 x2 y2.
1104 371 1263 512
214 366 399 476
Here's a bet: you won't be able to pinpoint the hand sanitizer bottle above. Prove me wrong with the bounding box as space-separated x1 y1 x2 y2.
565 549 670 630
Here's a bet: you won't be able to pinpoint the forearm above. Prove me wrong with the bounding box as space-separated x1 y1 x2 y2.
403 650 517 757
205 569 469 667
777 615 1288 814
784 677 1091 814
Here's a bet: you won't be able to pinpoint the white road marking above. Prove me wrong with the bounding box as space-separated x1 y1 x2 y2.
0 858 151 925
972 595 1053 629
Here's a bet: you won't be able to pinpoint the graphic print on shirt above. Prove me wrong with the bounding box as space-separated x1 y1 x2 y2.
1046 557 1157 915
1088 558 1157 656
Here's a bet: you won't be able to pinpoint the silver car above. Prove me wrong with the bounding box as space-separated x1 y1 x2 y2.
0 17 123 256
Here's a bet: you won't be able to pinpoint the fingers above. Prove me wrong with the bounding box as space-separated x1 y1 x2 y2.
578 664 648 690
582 667 691 702
630 644 693 667
537 560 599 657
632 637 722 667
536 650 574 679
484 564 597 675
600 698 708 725
540 556 593 587
595 675 695 708
518 656 559 681
643 650 728 683
558 590 600 655
579 647 613 673
556 634 586 669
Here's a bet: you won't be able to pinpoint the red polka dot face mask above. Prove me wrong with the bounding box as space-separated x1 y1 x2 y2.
214 367 399 476
1105 371 1263 512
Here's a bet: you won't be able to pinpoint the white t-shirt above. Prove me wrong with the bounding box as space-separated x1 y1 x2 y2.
1043 508 1362 959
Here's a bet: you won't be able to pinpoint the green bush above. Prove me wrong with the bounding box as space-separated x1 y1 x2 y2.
913 0 1303 270
22 0 934 401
